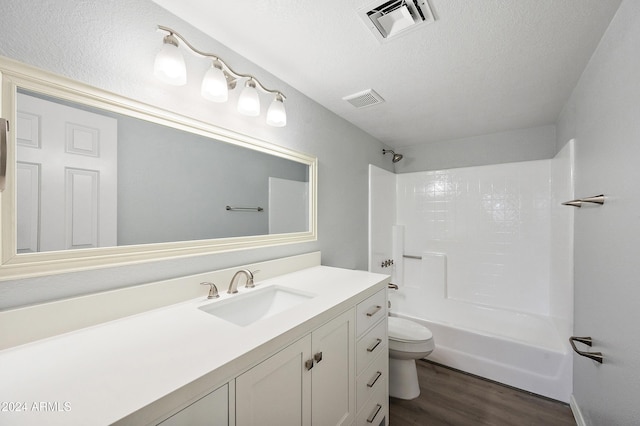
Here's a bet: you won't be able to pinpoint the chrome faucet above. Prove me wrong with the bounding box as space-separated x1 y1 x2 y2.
227 269 256 294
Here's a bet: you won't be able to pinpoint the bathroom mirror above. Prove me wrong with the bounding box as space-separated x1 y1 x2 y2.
0 58 317 280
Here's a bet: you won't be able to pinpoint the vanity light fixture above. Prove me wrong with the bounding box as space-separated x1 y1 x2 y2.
154 25 287 127
154 33 187 85
266 94 287 127
201 61 228 102
237 79 260 116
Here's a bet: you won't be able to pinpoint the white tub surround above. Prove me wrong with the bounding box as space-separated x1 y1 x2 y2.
0 254 389 425
369 141 575 402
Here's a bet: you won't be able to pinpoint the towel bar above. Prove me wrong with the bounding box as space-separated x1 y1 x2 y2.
569 336 603 363
226 205 264 212
562 194 605 208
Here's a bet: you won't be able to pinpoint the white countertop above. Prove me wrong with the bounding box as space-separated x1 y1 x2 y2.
0 266 388 425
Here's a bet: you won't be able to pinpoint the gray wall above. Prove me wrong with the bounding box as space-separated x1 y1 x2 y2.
0 0 392 309
557 0 640 423
392 124 557 173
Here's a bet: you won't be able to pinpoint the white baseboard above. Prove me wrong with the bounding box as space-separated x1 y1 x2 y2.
570 394 586 426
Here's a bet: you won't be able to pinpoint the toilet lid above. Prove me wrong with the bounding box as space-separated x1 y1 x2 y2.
388 316 433 343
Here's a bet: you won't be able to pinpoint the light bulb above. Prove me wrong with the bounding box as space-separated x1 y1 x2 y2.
237 81 260 116
153 35 186 86
266 95 287 127
201 62 228 102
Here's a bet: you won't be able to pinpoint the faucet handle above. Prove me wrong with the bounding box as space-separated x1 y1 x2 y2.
246 269 260 288
200 282 220 299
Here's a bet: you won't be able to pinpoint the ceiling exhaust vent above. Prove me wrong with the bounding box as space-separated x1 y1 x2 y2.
343 89 385 108
358 0 435 43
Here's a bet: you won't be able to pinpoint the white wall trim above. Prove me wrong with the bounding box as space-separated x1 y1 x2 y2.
570 394 586 426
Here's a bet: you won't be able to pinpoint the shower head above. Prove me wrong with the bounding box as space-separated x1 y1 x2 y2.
383 149 403 163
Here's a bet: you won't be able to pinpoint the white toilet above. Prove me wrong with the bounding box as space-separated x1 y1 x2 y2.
388 316 435 400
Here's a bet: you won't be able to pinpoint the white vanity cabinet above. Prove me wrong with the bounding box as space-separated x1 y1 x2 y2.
157 384 228 426
0 258 391 426
354 289 388 426
236 309 355 426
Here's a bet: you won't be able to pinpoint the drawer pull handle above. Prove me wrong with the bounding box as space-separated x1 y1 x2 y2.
366 404 382 423
305 359 314 371
314 351 323 363
367 371 382 388
367 338 382 353
366 305 382 317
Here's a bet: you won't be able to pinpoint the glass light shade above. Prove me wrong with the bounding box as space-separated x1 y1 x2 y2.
154 42 187 85
201 64 228 102
266 97 287 127
237 83 261 116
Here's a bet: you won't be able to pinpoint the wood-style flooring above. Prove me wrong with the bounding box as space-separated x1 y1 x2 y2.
389 360 576 426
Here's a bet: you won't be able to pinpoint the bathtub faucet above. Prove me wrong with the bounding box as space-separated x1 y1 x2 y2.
388 283 399 290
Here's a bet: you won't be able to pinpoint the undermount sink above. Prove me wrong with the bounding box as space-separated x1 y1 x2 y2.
198 285 316 327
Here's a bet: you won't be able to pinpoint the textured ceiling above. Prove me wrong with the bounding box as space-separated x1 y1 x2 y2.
151 0 622 148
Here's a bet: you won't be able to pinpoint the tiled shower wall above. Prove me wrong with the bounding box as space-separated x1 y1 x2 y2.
397 160 556 316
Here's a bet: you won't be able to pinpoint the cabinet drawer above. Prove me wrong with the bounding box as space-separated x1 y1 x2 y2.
356 289 387 337
356 350 387 412
158 383 228 425
356 377 387 426
356 319 387 376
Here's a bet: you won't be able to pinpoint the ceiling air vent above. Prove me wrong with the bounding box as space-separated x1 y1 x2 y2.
357 0 435 43
343 89 385 108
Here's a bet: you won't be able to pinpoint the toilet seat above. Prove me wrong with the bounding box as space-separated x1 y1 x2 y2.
388 316 433 343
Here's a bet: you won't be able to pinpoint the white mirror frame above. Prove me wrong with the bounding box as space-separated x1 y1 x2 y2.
0 57 317 281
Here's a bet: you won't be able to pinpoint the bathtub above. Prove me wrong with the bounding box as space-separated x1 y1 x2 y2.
389 304 573 403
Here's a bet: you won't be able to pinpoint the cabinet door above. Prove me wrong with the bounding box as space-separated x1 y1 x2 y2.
158 383 228 426
236 335 312 426
312 309 355 426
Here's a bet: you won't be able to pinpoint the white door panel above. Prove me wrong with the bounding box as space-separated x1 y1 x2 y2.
16 93 117 252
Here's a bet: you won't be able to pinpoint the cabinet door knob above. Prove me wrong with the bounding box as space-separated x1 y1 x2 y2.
314 352 323 363
305 359 314 371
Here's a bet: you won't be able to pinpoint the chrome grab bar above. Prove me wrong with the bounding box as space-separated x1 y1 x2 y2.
562 194 605 208
569 336 603 364
403 254 422 260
